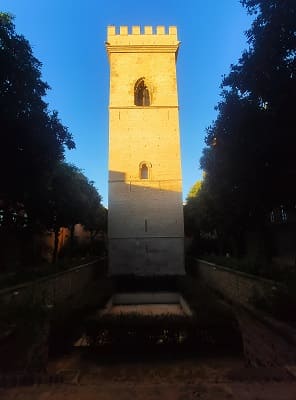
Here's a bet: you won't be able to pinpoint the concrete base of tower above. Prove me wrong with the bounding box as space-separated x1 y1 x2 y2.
108 237 185 276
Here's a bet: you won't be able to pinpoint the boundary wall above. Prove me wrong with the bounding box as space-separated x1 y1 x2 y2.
193 258 280 308
193 259 296 367
0 258 106 307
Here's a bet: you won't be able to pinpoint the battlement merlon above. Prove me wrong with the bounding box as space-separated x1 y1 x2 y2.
106 25 180 54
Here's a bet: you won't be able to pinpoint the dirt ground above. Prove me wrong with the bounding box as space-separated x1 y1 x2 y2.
2 282 296 399
2 352 296 399
2 376 296 399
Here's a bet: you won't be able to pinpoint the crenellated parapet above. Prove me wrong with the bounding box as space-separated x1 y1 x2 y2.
106 25 180 55
107 25 177 37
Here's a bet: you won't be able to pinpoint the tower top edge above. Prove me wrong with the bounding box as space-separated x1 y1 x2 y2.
107 25 177 37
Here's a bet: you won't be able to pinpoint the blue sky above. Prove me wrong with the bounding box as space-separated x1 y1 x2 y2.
1 1 253 206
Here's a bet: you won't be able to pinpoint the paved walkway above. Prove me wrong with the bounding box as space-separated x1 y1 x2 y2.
1 354 296 400
2 381 296 400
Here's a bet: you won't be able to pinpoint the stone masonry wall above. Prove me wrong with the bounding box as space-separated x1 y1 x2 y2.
193 259 296 367
0 259 106 308
194 259 280 308
107 26 184 276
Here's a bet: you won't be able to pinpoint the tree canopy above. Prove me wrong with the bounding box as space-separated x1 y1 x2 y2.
0 12 75 222
187 0 296 256
0 13 105 268
40 162 105 262
186 180 202 200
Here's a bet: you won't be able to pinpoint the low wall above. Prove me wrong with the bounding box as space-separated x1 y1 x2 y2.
0 258 108 373
193 258 296 366
193 258 280 308
0 258 106 308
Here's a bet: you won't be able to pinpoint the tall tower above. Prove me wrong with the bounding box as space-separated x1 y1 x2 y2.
106 25 184 276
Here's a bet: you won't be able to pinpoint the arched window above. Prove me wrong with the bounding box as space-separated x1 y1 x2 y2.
134 78 150 106
140 163 148 179
139 161 151 179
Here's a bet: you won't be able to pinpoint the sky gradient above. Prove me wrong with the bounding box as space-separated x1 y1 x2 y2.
1 1 253 206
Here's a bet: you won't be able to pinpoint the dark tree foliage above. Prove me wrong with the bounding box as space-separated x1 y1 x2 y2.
0 13 109 269
221 0 296 211
41 162 105 263
0 13 75 224
188 0 296 256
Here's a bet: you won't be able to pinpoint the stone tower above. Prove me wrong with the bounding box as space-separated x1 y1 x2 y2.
106 25 184 276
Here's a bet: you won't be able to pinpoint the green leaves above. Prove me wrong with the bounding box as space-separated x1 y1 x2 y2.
187 0 296 257
0 13 105 268
0 13 75 222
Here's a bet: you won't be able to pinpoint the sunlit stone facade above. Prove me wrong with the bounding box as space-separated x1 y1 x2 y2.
106 25 184 276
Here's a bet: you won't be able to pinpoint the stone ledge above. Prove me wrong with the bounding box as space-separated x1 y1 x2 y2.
0 259 103 296
196 258 279 286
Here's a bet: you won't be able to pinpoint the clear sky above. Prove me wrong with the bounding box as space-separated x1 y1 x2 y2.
1 0 253 206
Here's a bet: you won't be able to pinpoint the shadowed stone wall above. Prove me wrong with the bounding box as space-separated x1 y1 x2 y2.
0 259 106 307
193 258 296 367
194 258 280 308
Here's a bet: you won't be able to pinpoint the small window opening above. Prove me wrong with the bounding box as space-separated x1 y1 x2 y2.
145 219 148 232
135 78 150 106
140 163 149 179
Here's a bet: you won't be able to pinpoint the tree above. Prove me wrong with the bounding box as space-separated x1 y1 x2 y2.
0 13 76 270
191 0 296 257
0 13 75 226
184 180 203 238
186 180 202 200
185 177 241 256
41 162 105 263
221 0 296 213
82 190 107 242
